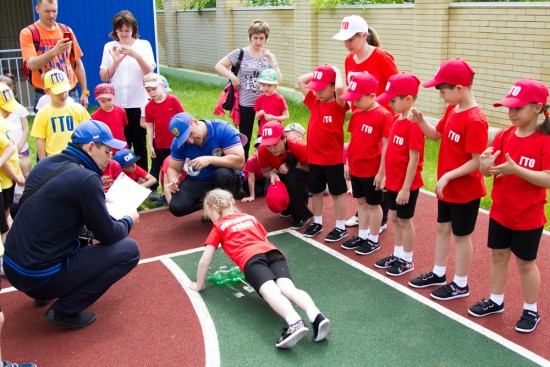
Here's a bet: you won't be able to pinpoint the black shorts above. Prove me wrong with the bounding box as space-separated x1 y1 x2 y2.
308 163 347 195
387 189 420 219
437 198 480 236
351 175 383 205
488 218 542 261
1 185 15 212
243 250 291 293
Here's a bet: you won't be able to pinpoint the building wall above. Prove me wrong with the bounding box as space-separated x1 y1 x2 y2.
159 1 550 128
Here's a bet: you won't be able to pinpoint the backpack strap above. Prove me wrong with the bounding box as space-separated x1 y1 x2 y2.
27 24 40 52
231 48 244 76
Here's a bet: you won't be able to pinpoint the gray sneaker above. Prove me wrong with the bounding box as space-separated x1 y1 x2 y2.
276 320 309 348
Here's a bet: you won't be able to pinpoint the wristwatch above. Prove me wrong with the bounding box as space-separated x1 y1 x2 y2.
82 90 90 96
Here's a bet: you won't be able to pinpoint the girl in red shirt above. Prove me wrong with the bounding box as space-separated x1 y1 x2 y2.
468 79 550 333
189 189 330 348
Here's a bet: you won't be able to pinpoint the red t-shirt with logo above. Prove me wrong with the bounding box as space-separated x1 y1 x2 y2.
436 104 488 203
303 91 349 165
384 115 425 192
258 137 308 170
145 94 185 148
254 93 288 131
344 48 398 113
347 105 392 178
91 106 128 152
205 213 280 271
489 127 550 230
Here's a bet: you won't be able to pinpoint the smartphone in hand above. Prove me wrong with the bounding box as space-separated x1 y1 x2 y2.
63 31 72 41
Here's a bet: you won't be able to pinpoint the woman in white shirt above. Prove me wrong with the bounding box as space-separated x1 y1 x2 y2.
99 10 155 171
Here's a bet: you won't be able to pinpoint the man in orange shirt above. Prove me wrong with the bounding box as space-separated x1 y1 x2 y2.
20 0 89 110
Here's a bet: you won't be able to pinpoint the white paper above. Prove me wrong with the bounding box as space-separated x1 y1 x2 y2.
106 172 151 219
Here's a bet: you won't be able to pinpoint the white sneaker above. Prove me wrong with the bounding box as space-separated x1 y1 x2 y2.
379 223 387 234
345 215 359 227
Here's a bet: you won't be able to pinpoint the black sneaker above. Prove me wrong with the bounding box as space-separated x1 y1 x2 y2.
515 310 541 333
279 208 291 218
386 259 414 277
276 319 309 348
304 223 323 237
468 299 505 318
2 361 37 367
341 236 365 250
45 306 97 329
408 272 447 288
355 239 380 256
374 255 398 269
325 228 347 242
311 313 330 342
290 217 311 230
430 281 469 301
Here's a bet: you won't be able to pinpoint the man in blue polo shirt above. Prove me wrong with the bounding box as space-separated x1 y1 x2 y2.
166 112 245 216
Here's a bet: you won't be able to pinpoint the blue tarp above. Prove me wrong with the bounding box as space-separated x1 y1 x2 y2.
34 0 158 107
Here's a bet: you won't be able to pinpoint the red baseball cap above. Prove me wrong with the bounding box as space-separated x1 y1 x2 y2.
376 72 421 104
305 64 336 91
266 181 289 213
493 79 549 108
94 83 115 100
260 121 285 146
422 58 475 88
340 72 378 102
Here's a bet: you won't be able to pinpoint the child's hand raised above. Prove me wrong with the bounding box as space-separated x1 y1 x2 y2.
407 107 423 123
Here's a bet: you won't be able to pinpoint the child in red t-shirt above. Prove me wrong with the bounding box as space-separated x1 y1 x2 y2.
91 83 128 154
113 148 157 189
143 73 185 200
242 137 267 202
339 72 392 255
189 188 330 349
254 69 289 132
372 72 425 277
297 64 350 243
101 160 122 193
407 58 488 301
467 79 550 333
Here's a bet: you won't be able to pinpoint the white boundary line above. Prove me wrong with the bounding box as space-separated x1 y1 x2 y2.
161 258 220 367
279 229 550 367
2 225 548 365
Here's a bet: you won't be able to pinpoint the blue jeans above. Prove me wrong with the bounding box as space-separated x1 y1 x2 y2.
5 238 140 314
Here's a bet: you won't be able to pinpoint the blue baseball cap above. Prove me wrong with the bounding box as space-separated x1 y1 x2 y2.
169 112 193 148
113 148 140 168
72 119 127 149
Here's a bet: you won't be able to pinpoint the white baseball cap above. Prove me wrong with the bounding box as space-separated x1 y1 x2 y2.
332 15 369 41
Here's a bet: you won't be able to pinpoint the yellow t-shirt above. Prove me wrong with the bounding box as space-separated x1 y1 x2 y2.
31 102 91 157
0 129 20 190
